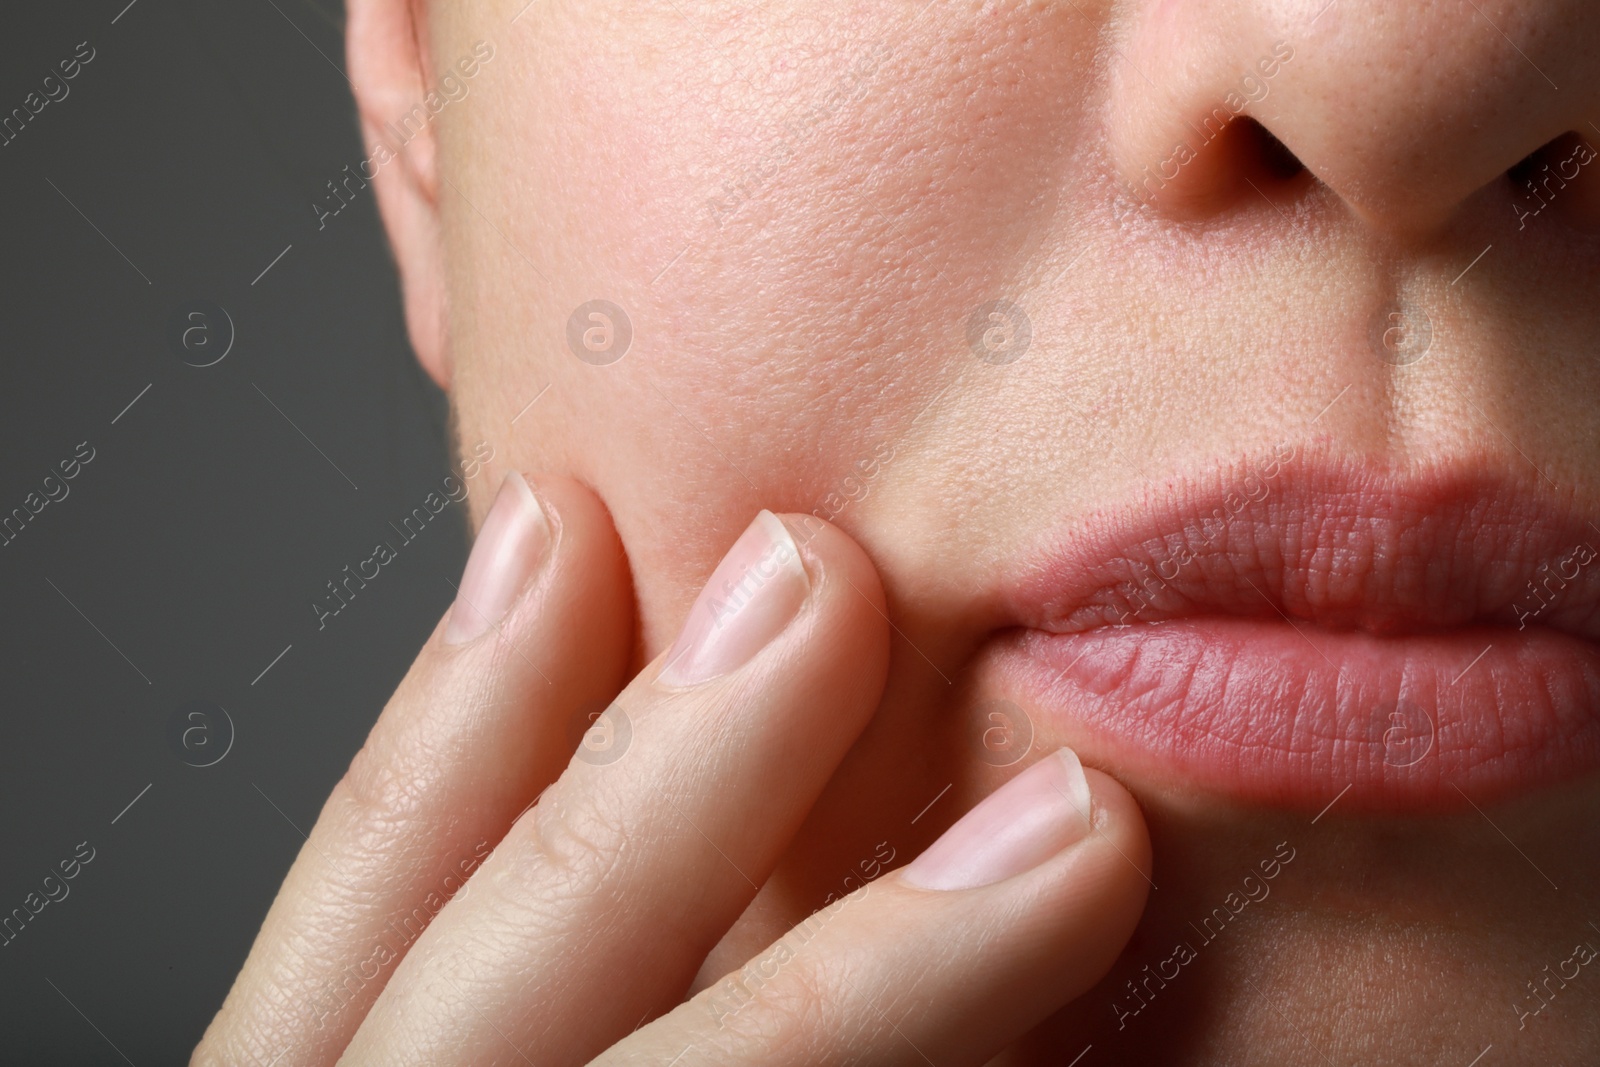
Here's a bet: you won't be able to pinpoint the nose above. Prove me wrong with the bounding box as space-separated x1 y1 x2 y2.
1107 0 1600 233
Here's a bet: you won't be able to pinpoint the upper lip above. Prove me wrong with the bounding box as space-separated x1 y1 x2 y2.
982 443 1600 809
1005 445 1600 642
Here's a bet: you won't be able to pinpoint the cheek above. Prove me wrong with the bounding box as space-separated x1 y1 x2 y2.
449 1 1093 650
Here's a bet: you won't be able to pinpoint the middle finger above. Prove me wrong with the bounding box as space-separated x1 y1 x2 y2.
340 512 890 1066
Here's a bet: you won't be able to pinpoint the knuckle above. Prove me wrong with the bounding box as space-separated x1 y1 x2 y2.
502 791 630 906
330 742 431 839
698 940 836 1055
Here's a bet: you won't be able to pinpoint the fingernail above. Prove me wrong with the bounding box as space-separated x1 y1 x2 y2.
656 511 809 687
901 746 1094 891
444 472 552 645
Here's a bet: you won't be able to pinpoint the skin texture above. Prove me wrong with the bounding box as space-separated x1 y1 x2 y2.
195 489 1153 1066
219 0 1600 1063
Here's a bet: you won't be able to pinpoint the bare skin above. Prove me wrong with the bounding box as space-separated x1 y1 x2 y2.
199 1 1600 1063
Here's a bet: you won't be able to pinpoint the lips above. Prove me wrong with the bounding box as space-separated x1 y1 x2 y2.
984 446 1600 811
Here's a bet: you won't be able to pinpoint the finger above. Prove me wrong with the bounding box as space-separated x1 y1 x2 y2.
603 749 1152 1067
195 473 632 1067
339 512 892 1067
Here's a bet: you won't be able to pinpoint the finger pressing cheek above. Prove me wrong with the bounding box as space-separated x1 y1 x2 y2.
195 473 632 1067
339 512 892 1067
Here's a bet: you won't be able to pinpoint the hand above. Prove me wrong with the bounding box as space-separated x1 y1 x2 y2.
194 473 1152 1066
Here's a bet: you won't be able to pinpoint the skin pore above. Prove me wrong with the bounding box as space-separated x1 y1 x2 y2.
355 0 1600 1061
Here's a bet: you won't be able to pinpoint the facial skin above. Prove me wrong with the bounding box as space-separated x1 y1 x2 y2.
353 0 1600 1062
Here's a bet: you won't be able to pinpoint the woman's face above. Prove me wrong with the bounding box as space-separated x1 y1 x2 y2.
376 0 1600 1060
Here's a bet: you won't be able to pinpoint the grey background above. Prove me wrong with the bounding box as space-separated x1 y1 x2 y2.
0 2 463 1061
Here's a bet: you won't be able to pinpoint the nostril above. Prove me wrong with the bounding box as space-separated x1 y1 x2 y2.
1507 145 1546 189
1505 132 1600 231
1216 117 1311 205
1123 116 1311 216
1507 136 1565 190
1240 119 1306 183
1507 132 1591 187
1207 118 1310 200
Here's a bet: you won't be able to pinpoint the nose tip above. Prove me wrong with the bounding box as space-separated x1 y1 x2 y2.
1108 0 1600 234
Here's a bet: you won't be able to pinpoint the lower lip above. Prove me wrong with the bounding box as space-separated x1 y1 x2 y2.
992 619 1600 812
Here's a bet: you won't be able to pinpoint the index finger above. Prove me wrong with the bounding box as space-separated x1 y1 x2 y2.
194 474 633 1067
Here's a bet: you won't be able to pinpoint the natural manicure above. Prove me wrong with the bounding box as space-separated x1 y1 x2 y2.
901 746 1094 891
444 472 551 645
657 511 809 687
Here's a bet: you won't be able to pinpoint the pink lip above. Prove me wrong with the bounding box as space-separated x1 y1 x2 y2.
986 446 1600 812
